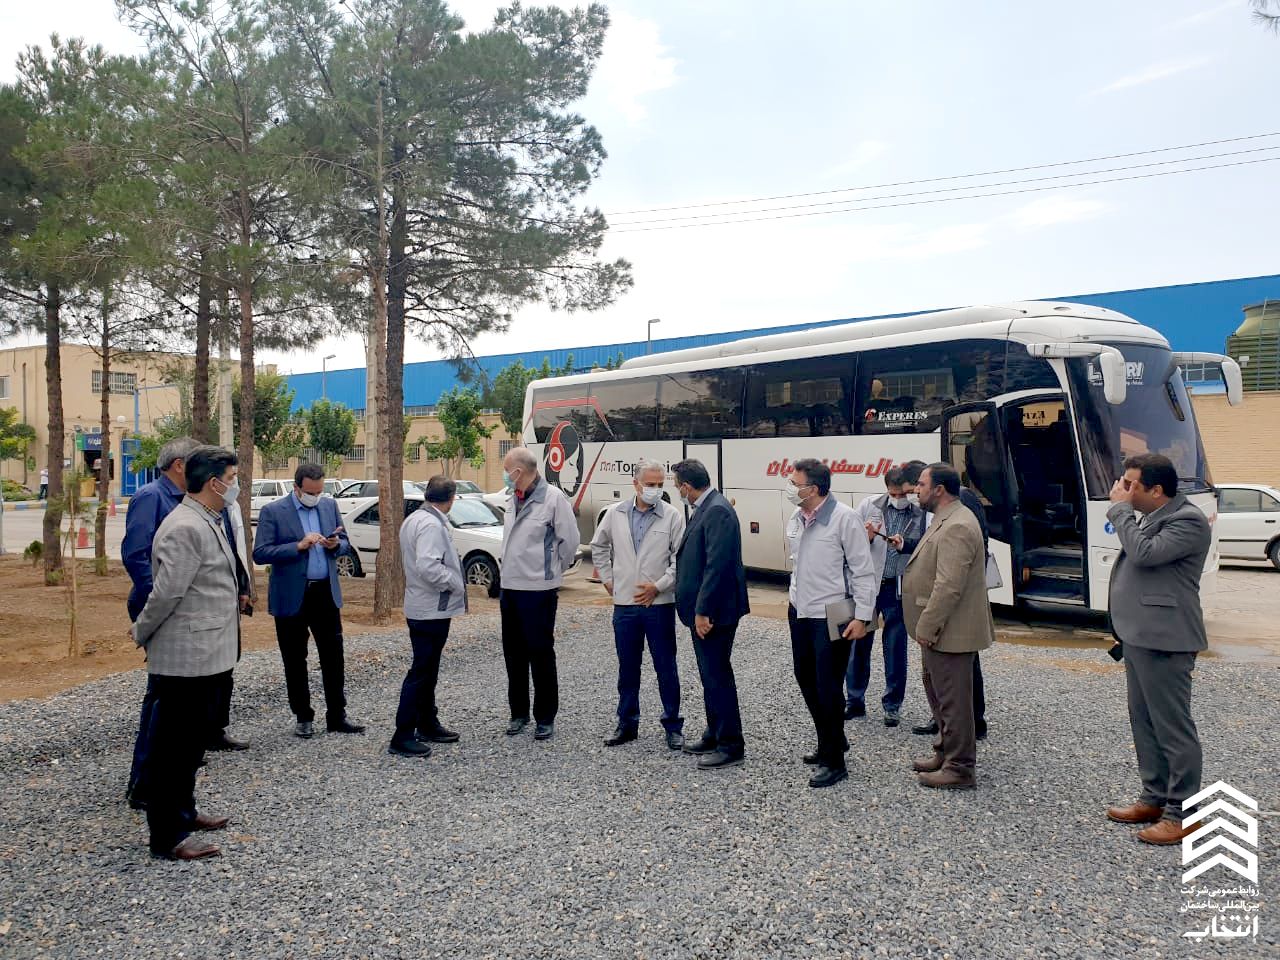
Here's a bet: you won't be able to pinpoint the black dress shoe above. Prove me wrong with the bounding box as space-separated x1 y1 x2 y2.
696 749 744 770
844 702 866 720
206 733 250 752
883 710 901 728
505 718 529 736
419 725 460 744
534 722 555 741
327 717 366 734
665 730 685 751
809 766 849 789
976 723 988 741
604 727 638 747
911 719 939 736
802 750 821 765
389 738 433 757
295 721 314 739
682 736 717 755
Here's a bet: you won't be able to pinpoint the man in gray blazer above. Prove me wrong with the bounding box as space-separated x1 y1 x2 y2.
1104 453 1211 846
132 446 241 861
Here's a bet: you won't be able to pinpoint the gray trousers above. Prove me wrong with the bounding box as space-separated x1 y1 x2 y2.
921 647 977 780
1124 645 1202 822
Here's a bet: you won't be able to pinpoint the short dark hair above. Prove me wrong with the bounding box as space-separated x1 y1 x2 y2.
672 459 710 491
923 462 961 496
902 460 927 485
295 462 325 486
792 458 831 496
1124 453 1178 498
884 466 908 488
185 445 238 494
424 475 456 504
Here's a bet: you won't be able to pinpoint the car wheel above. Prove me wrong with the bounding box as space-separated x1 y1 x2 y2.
1269 540 1280 571
336 552 363 578
465 554 500 597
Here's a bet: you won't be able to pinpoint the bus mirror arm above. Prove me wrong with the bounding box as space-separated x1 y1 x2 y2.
1025 342 1127 405
1170 352 1244 407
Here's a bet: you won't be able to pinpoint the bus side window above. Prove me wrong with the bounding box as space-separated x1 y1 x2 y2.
743 357 853 437
658 370 745 439
856 340 1009 434
590 377 660 442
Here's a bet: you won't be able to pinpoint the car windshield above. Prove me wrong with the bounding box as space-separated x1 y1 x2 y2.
1066 344 1211 498
448 497 502 527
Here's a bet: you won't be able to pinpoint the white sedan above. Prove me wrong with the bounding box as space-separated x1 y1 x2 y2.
338 492 505 596
1215 483 1280 569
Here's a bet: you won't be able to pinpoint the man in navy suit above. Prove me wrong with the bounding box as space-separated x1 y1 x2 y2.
672 459 750 769
253 463 365 738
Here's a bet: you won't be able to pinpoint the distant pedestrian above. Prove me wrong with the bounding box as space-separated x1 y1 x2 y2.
1104 453 1211 846
38 467 48 500
590 459 686 751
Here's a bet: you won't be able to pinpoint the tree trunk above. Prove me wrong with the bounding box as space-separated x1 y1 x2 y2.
95 295 110 574
42 282 64 584
236 281 256 598
376 180 409 617
191 247 213 442
217 284 234 449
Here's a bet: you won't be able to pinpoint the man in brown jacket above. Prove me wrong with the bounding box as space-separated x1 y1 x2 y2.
902 462 995 790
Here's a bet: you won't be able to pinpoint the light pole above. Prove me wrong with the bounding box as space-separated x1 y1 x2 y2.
647 318 661 354
321 354 337 400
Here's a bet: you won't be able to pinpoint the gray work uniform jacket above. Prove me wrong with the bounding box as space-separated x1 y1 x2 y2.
401 503 467 620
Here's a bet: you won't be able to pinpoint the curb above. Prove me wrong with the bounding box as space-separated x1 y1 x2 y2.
0 497 132 513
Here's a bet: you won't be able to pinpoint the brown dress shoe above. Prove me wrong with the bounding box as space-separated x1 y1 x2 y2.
918 768 976 790
191 813 229 831
912 753 944 773
1106 801 1164 824
167 836 221 860
1138 819 1196 845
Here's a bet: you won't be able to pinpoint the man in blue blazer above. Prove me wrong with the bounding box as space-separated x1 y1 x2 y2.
672 458 750 769
253 463 364 738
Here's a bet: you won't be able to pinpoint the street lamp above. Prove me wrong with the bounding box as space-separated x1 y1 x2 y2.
321 354 337 400
647 318 661 355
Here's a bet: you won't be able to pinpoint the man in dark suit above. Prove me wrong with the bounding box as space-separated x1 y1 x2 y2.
672 459 750 769
1104 453 1211 846
252 463 364 738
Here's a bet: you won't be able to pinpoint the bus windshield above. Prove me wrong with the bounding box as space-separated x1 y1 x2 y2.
1066 344 1211 498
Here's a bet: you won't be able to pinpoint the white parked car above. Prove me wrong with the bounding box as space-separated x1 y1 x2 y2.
324 478 360 497
1215 483 1280 569
338 492 505 595
249 478 291 523
334 480 425 512
453 479 484 497
483 488 512 514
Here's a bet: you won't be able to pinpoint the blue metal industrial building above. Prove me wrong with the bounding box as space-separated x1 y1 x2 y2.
286 274 1280 413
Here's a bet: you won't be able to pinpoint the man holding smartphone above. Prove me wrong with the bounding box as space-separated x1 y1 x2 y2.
253 464 364 739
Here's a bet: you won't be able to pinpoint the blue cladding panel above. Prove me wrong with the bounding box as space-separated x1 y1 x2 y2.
286 274 1280 412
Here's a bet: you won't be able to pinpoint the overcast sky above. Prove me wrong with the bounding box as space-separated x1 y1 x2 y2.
4 0 1280 375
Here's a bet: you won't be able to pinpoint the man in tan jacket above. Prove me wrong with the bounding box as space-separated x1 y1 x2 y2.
901 462 994 790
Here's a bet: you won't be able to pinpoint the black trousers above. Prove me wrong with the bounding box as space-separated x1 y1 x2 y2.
500 588 559 725
691 621 744 757
128 670 235 801
394 618 451 740
144 672 219 854
973 652 987 730
274 581 347 725
789 606 851 769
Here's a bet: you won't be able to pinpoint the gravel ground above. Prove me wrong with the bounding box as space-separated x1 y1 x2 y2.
0 607 1276 960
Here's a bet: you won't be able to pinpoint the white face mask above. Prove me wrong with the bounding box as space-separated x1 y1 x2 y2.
907 492 920 505
638 485 664 506
214 477 239 508
889 496 910 510
298 491 321 508
784 486 803 506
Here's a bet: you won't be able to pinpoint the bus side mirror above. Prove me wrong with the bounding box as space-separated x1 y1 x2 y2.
1221 358 1244 407
1025 342 1126 405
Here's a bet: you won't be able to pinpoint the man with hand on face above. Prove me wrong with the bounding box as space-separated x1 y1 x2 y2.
253 463 363 739
785 459 878 788
1104 453 1211 846
673 459 750 770
590 459 686 750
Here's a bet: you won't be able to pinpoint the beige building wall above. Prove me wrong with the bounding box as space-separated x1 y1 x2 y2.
1192 391 1280 488
0 344 185 493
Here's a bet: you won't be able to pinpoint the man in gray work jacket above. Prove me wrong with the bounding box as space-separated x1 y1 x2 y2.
590 458 687 751
499 446 580 741
1104 453 1211 846
391 476 467 758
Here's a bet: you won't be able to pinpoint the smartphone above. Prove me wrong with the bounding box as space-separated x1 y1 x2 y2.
242 602 254 618
1107 641 1123 662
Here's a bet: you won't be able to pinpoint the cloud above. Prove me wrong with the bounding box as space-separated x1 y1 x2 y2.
1009 195 1109 228
1164 1 1239 30
589 10 679 126
1095 57 1211 94
820 140 891 182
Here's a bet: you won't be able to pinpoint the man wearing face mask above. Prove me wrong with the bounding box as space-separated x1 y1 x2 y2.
253 463 364 739
131 445 241 860
845 466 927 728
591 459 687 750
785 459 878 788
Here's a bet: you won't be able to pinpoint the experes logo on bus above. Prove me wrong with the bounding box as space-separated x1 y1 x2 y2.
767 457 899 479
543 421 585 497
1088 360 1146 386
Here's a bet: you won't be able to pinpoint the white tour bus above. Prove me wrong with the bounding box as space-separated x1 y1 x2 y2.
520 302 1243 612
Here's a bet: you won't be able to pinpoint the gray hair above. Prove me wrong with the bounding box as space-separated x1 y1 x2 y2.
158 436 200 471
634 458 666 480
506 446 537 472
